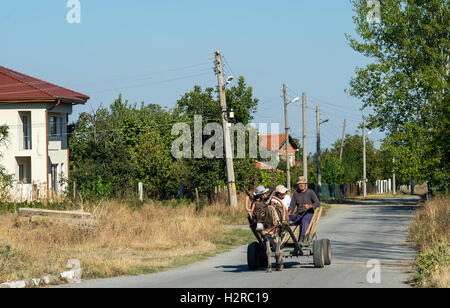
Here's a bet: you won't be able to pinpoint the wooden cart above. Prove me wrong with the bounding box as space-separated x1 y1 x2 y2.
247 207 332 269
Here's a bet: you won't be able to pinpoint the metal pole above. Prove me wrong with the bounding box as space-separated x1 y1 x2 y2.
339 119 346 161
283 84 290 189
302 92 307 178
363 121 367 198
215 51 238 207
316 106 321 200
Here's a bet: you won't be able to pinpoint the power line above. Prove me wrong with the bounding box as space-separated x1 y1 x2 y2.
0 70 213 97
222 56 237 81
319 108 362 123
0 61 213 90
90 71 212 94
310 99 363 117
3 115 225 138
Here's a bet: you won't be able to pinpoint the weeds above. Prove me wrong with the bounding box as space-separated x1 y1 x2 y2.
0 200 74 213
0 199 250 283
409 196 450 288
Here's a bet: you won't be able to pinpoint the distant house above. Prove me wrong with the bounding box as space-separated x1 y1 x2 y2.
0 66 89 199
257 133 299 170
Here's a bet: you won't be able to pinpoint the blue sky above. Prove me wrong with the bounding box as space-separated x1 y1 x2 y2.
1 0 382 152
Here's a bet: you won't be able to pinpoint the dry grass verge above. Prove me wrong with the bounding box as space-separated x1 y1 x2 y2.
409 195 450 288
0 201 251 283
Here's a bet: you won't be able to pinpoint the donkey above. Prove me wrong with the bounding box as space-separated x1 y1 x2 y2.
246 190 287 272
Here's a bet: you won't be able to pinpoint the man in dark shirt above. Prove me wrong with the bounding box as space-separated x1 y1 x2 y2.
289 176 320 240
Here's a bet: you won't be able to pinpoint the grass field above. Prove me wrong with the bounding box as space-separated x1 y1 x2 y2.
0 191 342 284
0 198 252 283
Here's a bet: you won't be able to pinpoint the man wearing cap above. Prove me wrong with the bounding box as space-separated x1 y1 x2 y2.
288 176 320 241
272 185 291 213
270 185 291 225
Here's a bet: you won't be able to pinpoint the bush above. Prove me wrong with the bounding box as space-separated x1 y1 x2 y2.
409 196 450 288
413 240 449 288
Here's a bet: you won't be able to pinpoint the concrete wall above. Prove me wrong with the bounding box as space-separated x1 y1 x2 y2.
278 143 297 166
0 102 73 197
375 179 392 194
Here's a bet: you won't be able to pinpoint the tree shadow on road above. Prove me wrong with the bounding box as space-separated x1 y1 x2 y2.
327 205 417 262
329 197 421 206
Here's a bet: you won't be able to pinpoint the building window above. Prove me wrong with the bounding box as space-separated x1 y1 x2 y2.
19 164 25 183
60 115 64 137
22 114 32 149
51 164 58 192
50 116 58 137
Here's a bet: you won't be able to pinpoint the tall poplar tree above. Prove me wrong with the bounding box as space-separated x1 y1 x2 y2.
347 0 449 189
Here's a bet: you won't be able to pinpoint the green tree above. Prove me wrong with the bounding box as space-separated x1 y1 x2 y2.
321 150 344 184
69 76 261 201
326 133 383 184
226 76 259 124
0 125 12 200
347 0 449 189
70 95 182 200
175 76 261 194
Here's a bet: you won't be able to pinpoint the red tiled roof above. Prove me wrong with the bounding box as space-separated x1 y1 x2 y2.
259 133 299 151
0 66 89 103
260 133 285 151
255 160 280 172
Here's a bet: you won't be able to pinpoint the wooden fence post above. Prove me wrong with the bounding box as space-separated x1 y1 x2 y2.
73 181 77 204
195 188 200 209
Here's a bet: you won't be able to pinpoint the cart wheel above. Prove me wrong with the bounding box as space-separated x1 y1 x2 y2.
313 240 325 268
322 239 332 265
258 246 268 269
247 242 260 270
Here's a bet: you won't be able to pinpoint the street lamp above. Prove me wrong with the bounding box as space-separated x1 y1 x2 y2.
316 108 329 201
288 97 300 105
283 93 301 189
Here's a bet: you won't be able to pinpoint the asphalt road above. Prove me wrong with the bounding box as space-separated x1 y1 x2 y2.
60 196 420 288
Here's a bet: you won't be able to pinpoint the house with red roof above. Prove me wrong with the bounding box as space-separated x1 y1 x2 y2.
257 133 299 171
0 66 89 199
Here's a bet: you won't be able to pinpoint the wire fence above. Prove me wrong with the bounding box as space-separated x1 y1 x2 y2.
307 182 378 202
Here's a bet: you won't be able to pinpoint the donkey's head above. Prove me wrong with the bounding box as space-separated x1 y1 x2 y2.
248 191 278 232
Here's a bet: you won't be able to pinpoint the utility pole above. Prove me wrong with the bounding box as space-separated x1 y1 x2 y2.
283 84 291 189
316 106 321 200
339 119 346 161
215 51 237 207
362 121 367 198
302 92 307 178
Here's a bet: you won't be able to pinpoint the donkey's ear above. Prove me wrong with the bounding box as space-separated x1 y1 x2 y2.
244 187 254 201
265 191 275 204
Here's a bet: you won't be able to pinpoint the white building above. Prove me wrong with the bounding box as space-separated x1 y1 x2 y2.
0 66 89 199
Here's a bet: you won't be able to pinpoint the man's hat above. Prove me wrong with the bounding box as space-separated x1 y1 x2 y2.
297 176 308 184
275 185 289 194
254 185 269 196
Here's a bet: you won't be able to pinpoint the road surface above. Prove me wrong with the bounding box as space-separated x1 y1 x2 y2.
60 196 419 288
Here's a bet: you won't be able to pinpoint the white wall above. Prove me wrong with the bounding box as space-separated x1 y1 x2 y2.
0 102 73 194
